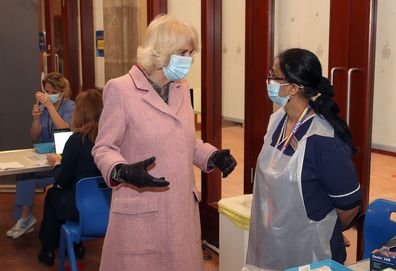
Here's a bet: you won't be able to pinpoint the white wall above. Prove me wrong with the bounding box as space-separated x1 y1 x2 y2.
93 0 105 88
222 0 245 123
168 0 202 113
372 0 396 151
272 0 330 112
274 0 330 76
168 0 246 120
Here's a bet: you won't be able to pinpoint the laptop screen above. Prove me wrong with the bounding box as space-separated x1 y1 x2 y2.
53 129 73 154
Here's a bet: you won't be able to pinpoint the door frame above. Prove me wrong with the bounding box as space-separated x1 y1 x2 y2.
147 0 167 24
199 0 223 246
244 0 274 195
80 0 95 90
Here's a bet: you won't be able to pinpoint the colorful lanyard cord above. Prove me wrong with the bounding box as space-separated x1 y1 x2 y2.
276 103 312 152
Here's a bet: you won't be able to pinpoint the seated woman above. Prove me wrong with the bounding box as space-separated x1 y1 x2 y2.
37 89 103 266
6 72 75 239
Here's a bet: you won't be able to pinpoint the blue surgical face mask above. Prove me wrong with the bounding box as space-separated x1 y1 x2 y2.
163 54 193 81
266 80 290 106
47 93 61 104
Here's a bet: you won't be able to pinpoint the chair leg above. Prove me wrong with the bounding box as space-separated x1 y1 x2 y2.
65 235 78 271
60 229 66 271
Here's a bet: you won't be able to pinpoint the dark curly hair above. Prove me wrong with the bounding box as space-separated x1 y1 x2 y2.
277 48 353 148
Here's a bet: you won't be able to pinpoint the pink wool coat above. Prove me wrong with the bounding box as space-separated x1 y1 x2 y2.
92 65 217 271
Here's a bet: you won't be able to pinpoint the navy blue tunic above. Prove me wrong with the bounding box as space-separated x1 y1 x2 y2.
270 114 361 263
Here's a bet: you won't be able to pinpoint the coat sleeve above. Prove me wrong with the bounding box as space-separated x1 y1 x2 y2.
92 80 128 187
193 139 217 173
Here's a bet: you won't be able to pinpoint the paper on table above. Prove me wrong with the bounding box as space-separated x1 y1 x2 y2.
27 155 48 166
0 162 25 170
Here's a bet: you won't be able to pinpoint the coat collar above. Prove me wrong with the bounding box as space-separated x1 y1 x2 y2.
128 65 184 119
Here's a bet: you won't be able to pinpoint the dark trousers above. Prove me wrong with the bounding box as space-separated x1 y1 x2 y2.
39 187 78 251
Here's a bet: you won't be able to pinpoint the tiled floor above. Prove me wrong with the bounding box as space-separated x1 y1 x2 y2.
0 192 219 271
0 122 395 270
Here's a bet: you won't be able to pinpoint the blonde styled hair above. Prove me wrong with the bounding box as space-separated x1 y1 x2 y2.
42 72 71 98
137 14 199 74
71 89 103 143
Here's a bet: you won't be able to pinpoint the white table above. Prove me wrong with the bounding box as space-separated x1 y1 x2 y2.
0 148 52 177
348 259 370 271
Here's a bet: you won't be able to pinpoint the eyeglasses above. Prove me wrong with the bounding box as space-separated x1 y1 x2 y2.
266 70 286 84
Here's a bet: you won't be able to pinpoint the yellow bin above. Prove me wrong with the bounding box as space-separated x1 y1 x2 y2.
218 194 252 271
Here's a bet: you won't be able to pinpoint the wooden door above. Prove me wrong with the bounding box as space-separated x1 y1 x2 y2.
43 0 95 98
329 0 375 259
244 0 274 194
42 0 80 98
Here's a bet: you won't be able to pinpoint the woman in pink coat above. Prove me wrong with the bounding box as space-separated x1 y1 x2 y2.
92 14 237 271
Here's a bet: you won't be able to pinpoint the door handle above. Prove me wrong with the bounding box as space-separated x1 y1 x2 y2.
43 52 50 75
346 67 362 126
330 67 345 86
54 54 59 73
43 52 59 73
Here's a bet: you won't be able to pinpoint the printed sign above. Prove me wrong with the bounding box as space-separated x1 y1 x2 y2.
39 32 46 52
96 30 104 57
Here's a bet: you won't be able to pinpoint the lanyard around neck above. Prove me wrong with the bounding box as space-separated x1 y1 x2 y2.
276 103 312 152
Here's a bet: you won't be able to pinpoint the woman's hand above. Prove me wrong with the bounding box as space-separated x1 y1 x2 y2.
47 153 61 166
211 149 237 178
32 103 41 121
31 101 42 142
113 157 170 188
36 91 53 109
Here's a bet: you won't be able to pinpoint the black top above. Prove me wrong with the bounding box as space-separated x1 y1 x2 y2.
54 132 100 189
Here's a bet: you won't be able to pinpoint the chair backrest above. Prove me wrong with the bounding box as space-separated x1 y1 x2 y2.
76 176 112 237
363 198 396 258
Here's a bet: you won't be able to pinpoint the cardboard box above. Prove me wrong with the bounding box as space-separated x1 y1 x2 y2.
370 246 396 271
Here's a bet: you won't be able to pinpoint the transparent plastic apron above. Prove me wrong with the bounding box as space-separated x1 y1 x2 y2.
245 110 337 271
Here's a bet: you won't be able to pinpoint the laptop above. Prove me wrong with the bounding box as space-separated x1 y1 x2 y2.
53 129 73 155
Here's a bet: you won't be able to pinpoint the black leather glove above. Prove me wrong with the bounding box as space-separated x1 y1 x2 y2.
114 157 169 188
211 149 237 178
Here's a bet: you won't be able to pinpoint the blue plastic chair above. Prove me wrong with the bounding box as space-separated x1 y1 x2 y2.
363 198 396 259
59 176 112 271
